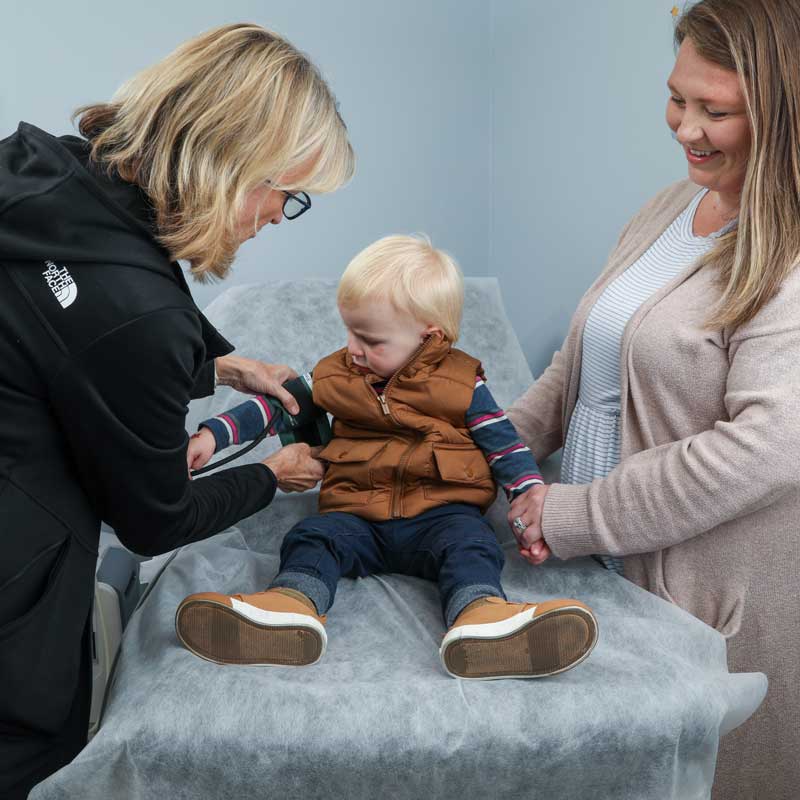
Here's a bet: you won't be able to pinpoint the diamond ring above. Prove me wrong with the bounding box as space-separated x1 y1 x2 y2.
512 516 528 534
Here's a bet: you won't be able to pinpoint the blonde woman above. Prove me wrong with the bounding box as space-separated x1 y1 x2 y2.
505 1 800 797
0 24 353 799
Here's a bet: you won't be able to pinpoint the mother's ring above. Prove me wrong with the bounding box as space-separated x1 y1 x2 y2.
512 516 528 534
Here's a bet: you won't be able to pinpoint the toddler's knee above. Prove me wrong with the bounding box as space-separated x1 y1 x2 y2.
280 513 363 557
437 532 504 565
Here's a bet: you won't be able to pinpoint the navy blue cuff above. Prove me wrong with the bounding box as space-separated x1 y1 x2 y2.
200 418 229 452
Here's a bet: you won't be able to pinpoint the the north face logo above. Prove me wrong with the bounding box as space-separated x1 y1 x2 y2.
42 260 78 309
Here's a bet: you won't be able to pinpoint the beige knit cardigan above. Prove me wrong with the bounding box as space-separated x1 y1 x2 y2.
507 178 800 800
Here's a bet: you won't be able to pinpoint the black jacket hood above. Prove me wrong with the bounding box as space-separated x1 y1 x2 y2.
0 122 171 275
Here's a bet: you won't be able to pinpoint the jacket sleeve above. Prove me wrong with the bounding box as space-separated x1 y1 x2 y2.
541 271 800 560
48 307 277 556
190 360 216 399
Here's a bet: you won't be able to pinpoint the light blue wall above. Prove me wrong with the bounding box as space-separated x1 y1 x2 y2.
490 0 686 375
0 0 491 310
2 1 689 373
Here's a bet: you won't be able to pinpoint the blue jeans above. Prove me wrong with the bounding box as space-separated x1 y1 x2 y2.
270 504 506 627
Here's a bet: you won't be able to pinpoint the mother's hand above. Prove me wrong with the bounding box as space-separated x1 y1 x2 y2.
263 444 325 493
215 354 300 414
508 484 553 565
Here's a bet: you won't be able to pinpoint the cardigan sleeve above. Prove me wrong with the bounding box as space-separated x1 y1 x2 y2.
541 269 800 559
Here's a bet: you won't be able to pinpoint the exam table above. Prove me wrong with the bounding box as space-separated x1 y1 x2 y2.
30 279 766 800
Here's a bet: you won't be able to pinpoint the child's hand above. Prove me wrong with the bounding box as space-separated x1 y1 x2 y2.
187 429 216 475
518 540 552 566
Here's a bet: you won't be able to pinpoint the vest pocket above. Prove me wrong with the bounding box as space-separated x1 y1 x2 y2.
319 438 389 505
429 444 491 483
319 437 388 464
423 444 496 508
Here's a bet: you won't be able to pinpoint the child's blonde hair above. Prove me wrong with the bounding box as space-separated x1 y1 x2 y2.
337 235 464 342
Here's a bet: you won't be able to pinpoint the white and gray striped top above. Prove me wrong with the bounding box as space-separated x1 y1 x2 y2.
561 188 733 573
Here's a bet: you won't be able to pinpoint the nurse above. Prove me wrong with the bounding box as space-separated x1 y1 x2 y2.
0 23 354 799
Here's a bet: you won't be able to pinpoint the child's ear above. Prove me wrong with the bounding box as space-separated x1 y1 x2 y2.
423 324 444 340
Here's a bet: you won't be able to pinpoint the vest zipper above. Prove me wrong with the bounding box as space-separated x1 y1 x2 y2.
369 335 437 517
373 335 434 419
392 433 423 518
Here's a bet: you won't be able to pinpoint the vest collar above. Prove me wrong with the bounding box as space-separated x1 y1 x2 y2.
344 332 452 381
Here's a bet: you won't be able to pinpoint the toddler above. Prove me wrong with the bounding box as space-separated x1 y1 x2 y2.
176 235 598 679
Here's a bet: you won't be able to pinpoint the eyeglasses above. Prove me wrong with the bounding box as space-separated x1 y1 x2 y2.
282 190 311 221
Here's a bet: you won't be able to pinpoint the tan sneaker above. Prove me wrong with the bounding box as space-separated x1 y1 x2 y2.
440 597 598 680
175 589 327 667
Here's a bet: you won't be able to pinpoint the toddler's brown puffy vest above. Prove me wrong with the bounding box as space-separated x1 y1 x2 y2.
312 334 496 520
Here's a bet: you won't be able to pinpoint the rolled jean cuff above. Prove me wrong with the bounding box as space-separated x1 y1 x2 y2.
269 571 331 615
445 583 506 628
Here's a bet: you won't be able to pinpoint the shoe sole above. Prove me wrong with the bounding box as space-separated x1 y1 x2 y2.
440 605 598 680
175 598 326 667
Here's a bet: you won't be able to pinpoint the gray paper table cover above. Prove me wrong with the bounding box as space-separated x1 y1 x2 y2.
30 279 766 800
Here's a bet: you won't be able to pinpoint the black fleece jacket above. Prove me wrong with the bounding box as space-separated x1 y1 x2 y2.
0 122 276 563
0 121 282 769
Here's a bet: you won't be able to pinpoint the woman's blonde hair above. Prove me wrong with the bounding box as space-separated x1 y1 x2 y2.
337 235 464 342
675 0 800 329
74 23 354 280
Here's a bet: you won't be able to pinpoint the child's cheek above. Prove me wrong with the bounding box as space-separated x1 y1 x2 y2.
371 348 392 374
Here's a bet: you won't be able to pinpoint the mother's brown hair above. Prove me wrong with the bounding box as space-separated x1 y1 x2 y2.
675 0 800 329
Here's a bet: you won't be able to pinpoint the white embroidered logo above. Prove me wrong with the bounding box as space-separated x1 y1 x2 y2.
42 260 78 309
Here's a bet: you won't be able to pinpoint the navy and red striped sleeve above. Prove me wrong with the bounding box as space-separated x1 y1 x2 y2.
466 375 544 498
201 395 284 451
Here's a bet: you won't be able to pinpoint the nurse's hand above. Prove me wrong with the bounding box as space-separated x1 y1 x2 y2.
263 444 325 492
215 355 300 415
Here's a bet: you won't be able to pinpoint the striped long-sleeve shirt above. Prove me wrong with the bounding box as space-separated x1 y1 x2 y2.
202 373 543 500
467 374 543 498
202 393 286 448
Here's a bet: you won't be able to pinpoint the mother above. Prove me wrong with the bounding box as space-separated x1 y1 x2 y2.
0 24 353 799
506 1 799 797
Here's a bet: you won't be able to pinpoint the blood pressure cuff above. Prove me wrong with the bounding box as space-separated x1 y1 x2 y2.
199 372 331 454
277 373 332 448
